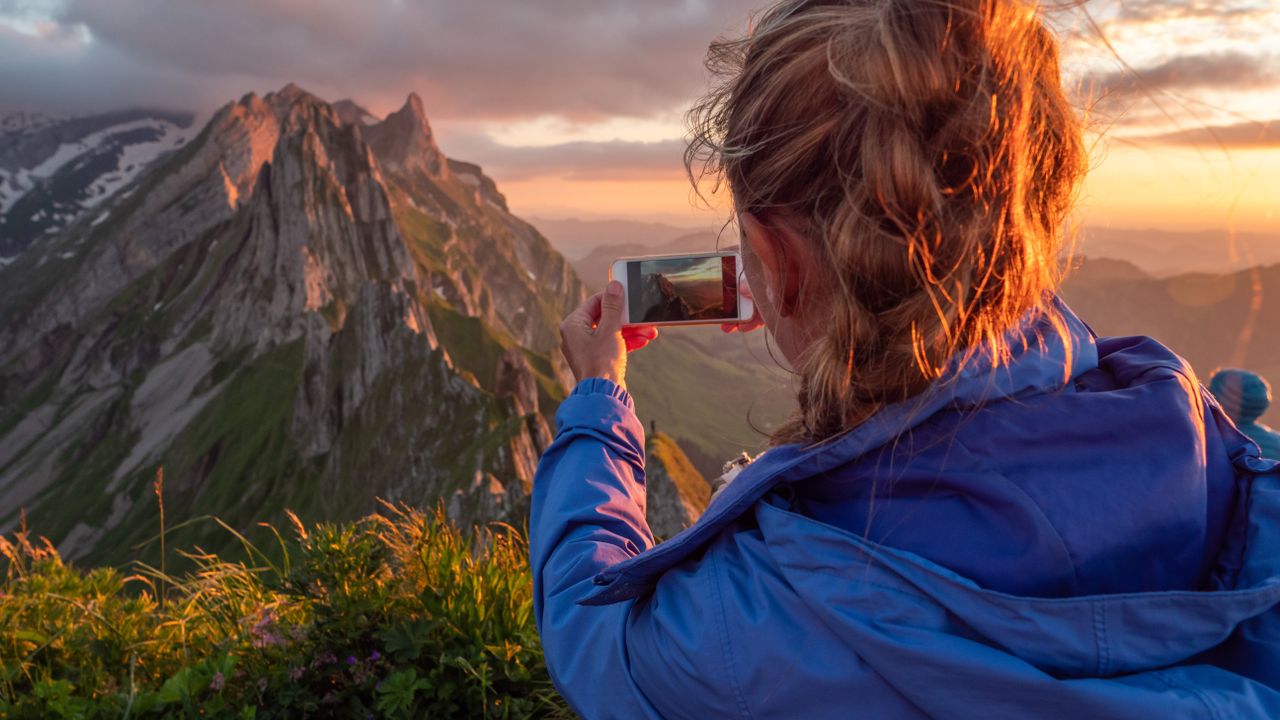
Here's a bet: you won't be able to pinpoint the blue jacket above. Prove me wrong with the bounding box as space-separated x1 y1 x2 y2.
531 298 1280 719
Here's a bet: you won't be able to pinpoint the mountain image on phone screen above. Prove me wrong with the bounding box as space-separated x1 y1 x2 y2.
628 255 738 323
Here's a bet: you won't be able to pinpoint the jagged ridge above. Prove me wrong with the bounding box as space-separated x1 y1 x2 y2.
0 84 587 565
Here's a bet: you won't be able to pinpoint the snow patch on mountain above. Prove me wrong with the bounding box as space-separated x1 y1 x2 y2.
0 110 196 257
0 111 70 136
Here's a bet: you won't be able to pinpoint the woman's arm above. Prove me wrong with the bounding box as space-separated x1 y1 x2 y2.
529 377 665 717
532 285 740 718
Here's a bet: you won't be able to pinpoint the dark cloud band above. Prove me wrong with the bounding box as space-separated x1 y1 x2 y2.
29 0 760 121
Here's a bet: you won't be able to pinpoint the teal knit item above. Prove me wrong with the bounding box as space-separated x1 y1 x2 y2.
1209 368 1280 459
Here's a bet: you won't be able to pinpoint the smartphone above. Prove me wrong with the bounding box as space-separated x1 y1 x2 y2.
609 250 752 327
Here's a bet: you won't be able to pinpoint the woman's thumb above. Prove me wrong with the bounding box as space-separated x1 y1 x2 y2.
599 280 625 332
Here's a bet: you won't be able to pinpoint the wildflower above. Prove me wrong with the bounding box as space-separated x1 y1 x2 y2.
369 649 381 661
246 609 287 648
210 672 225 691
346 655 358 666
289 666 304 681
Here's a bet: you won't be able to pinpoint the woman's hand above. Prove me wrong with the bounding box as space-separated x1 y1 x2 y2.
560 280 659 390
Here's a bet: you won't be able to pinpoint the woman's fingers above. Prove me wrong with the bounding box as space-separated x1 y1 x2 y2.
721 312 765 334
722 270 764 333
622 325 658 352
564 292 605 331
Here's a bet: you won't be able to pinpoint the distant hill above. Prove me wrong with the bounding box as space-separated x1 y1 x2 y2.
1062 258 1280 428
1076 226 1280 278
528 217 718 261
572 231 721 290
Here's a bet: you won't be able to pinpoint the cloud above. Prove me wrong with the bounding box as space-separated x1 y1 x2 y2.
1083 52 1278 99
1113 0 1272 23
1135 119 1280 148
0 0 762 121
440 131 686 182
0 23 248 115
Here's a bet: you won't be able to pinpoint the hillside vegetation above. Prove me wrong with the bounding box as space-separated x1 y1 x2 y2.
0 499 571 719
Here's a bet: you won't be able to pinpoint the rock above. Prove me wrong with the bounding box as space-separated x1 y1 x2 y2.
0 83 588 565
363 93 448 179
644 432 712 539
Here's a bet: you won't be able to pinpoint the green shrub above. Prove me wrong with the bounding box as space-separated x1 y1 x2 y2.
0 502 571 718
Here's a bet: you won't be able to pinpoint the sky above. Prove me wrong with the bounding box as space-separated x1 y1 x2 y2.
1 0 1277 234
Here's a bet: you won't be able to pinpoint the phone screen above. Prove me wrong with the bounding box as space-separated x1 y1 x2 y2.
626 254 739 323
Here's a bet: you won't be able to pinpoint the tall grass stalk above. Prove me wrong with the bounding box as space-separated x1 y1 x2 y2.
154 466 166 609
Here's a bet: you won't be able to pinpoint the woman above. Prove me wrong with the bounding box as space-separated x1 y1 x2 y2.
531 0 1280 717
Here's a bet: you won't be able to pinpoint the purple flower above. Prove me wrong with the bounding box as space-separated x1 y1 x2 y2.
289 666 304 681
346 655 358 666
247 610 286 648
369 650 381 661
210 672 225 692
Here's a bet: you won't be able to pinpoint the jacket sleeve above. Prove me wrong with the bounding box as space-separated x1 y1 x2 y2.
530 378 735 719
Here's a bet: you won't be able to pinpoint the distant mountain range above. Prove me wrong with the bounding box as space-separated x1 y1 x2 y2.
546 218 1280 281
0 108 196 258
1073 226 1280 278
525 217 719 261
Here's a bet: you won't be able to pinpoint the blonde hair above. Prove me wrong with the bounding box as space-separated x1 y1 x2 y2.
687 0 1086 445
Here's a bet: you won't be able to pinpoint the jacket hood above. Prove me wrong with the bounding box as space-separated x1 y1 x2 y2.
583 297 1280 709
757 476 1280 678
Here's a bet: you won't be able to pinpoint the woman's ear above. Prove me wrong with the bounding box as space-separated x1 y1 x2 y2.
740 212 804 317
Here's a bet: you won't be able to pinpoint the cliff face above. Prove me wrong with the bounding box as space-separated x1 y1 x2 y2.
0 84 586 564
644 432 712 539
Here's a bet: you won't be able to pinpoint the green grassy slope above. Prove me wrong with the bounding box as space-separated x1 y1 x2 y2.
626 327 795 478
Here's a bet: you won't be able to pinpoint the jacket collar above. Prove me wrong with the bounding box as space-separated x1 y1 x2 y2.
582 295 1100 605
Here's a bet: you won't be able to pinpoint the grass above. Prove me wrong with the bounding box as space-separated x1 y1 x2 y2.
646 432 710 512
0 500 571 719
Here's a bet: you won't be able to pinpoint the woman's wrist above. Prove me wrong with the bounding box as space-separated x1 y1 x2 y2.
578 369 625 389
571 376 634 408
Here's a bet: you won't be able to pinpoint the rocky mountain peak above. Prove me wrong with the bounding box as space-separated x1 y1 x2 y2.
364 93 448 179
332 99 380 128
0 83 591 565
270 82 310 105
